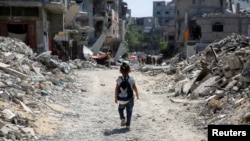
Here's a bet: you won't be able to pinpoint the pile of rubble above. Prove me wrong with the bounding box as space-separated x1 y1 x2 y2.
0 36 102 140
167 33 250 126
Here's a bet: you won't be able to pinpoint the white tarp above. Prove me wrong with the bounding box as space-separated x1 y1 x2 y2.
83 46 93 60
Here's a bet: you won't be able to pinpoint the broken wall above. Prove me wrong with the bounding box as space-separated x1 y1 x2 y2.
196 14 250 43
65 4 80 28
48 13 64 38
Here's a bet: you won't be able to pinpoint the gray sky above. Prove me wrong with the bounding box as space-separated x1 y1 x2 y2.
123 0 170 17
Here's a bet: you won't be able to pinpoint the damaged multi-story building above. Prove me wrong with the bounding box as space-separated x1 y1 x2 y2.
0 0 130 62
163 0 250 58
0 0 68 52
59 0 131 61
153 1 175 27
153 0 175 56
169 0 227 54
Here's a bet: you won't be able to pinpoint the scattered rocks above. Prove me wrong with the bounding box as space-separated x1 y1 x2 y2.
144 33 250 128
0 36 107 140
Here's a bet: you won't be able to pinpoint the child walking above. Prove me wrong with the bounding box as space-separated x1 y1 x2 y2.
115 62 139 130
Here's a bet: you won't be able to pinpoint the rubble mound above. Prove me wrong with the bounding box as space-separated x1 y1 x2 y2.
169 33 250 126
0 36 97 140
139 33 250 132
0 36 33 56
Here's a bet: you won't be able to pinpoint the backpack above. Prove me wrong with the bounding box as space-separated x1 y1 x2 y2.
117 76 134 101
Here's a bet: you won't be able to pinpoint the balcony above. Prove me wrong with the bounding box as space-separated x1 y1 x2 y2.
43 0 67 14
75 11 88 20
93 11 107 21
0 0 66 14
107 0 115 3
0 0 43 7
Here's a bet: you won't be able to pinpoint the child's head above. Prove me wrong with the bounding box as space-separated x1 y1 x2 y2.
120 62 131 74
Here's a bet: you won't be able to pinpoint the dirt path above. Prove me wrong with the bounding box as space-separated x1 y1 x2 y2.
40 68 207 141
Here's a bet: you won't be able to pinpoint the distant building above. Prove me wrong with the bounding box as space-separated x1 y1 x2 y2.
132 17 160 33
153 1 175 26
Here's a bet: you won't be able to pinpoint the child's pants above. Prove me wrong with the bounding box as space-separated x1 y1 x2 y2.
118 99 134 126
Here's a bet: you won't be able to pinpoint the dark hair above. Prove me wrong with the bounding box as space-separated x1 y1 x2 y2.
120 62 131 74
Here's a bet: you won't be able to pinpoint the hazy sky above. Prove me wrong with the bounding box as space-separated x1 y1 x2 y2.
123 0 171 17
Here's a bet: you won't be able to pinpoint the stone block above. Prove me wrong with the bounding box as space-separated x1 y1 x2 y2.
226 54 242 70
19 81 32 90
190 76 220 99
3 52 15 63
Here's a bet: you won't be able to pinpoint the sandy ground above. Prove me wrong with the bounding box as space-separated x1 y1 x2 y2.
38 67 207 141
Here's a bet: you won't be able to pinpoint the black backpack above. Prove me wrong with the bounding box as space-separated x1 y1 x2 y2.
117 76 134 101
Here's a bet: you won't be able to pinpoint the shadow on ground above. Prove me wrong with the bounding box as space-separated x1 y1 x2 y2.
103 128 130 136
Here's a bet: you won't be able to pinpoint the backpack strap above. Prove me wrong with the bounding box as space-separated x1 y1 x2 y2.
119 76 124 82
120 76 129 81
124 76 129 82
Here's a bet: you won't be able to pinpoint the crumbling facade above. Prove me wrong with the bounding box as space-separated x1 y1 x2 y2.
0 0 130 62
0 0 68 52
196 14 250 43
63 0 129 57
162 0 250 57
173 0 226 51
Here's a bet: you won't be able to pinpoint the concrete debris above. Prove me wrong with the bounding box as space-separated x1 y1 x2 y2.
149 33 250 126
0 31 249 139
0 36 110 140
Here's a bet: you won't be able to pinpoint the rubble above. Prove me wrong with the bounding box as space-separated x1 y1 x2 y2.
144 33 250 127
0 36 102 140
1 32 249 139
181 33 250 125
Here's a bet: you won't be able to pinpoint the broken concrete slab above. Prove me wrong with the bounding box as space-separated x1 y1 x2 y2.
0 67 28 80
190 76 220 99
181 64 196 73
170 98 205 104
225 54 242 70
1 109 16 121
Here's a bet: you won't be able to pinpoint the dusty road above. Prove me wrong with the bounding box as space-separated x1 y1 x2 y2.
40 67 207 141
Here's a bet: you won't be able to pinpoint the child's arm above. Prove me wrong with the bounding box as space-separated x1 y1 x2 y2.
115 84 119 103
132 84 139 100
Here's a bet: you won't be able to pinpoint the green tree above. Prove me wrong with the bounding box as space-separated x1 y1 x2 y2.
125 27 144 52
159 41 168 52
150 34 161 52
159 41 169 58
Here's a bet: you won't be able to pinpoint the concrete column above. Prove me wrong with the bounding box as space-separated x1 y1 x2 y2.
87 0 94 44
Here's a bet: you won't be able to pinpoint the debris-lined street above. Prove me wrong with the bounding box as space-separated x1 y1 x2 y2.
0 36 205 141
1 0 250 140
39 69 206 141
1 33 250 141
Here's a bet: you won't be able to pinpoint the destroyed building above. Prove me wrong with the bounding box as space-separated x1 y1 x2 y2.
0 0 130 64
196 13 250 43
0 0 68 52
168 33 250 126
156 0 249 58
163 0 227 54
52 0 131 64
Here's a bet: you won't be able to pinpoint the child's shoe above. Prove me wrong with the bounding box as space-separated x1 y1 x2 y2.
121 119 126 126
126 126 130 130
